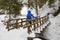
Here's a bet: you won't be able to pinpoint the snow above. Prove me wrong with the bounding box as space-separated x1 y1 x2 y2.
21 5 28 16
27 33 35 37
44 13 60 40
38 1 52 17
33 38 42 40
41 1 60 40
0 0 60 40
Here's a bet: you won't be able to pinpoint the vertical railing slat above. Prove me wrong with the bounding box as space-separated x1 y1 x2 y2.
15 19 19 29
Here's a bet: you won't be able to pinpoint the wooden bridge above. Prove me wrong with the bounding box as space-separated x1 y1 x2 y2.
6 15 49 34
6 15 50 40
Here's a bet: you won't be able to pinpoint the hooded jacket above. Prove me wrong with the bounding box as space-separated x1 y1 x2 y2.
27 10 36 19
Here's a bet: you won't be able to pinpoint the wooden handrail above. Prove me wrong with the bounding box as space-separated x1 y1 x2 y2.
6 15 49 33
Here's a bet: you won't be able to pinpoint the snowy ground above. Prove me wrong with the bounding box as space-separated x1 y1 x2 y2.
0 19 28 40
44 13 60 40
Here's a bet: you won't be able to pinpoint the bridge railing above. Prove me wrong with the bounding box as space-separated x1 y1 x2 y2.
6 15 49 34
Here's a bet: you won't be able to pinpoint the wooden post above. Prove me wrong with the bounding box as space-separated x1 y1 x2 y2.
15 19 19 29
36 18 38 28
26 20 32 34
38 17 40 26
21 19 23 27
39 18 41 26
27 26 32 34
33 19 37 30
44 17 45 23
45 16 47 22
6 20 10 31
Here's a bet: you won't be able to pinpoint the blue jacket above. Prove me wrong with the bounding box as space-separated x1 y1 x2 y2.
27 10 36 19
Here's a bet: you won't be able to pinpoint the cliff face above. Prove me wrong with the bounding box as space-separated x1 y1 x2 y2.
43 13 60 40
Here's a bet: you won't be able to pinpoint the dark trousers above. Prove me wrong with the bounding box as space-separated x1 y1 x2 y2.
27 19 32 27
